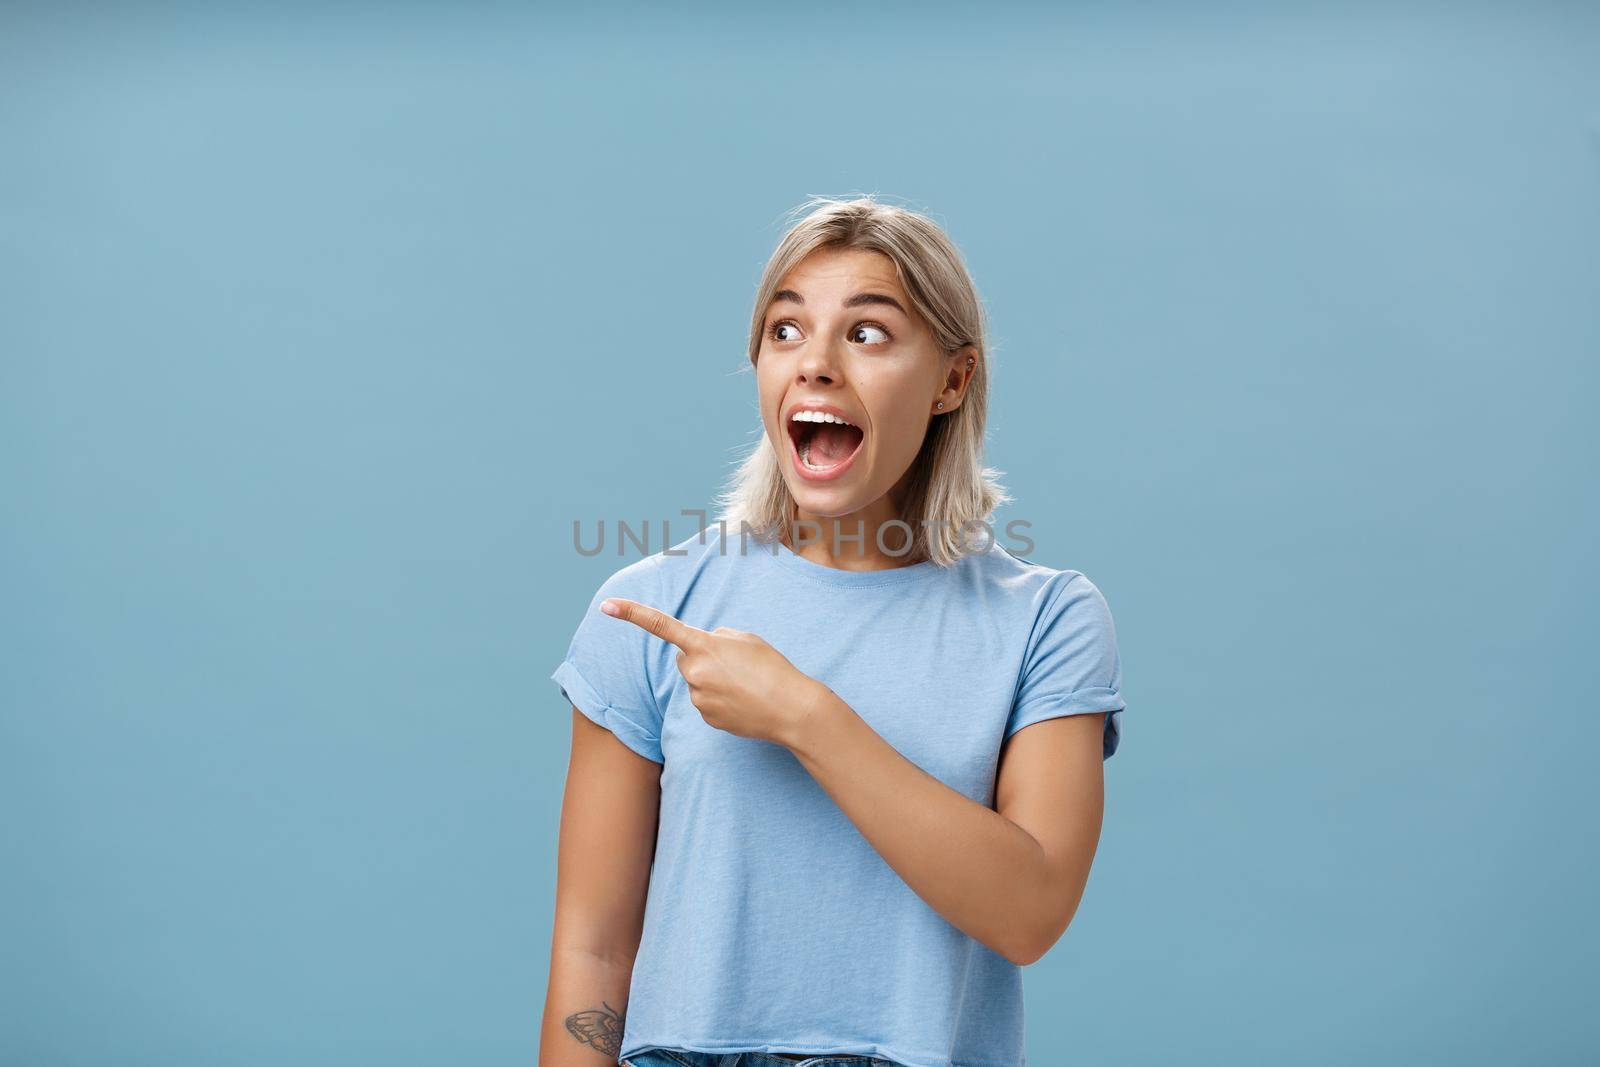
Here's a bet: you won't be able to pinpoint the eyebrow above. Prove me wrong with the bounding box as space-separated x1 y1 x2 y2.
769 289 909 316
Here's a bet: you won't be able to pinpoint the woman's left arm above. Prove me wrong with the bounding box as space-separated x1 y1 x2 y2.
598 595 1109 966
785 690 1106 966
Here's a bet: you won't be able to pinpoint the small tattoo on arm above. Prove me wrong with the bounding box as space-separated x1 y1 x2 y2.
565 999 624 1057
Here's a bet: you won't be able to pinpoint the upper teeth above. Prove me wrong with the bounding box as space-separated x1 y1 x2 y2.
791 410 856 427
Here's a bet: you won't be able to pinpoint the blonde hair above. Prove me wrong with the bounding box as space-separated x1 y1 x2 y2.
712 195 1011 567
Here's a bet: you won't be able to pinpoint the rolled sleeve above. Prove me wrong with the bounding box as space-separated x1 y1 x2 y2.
550 556 667 764
1005 573 1127 760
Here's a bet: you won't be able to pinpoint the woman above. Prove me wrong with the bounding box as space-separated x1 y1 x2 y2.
541 196 1127 1067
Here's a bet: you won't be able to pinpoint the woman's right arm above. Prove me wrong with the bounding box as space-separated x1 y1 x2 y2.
539 707 662 1066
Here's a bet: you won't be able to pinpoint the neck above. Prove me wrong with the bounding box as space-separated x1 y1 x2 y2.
783 495 924 572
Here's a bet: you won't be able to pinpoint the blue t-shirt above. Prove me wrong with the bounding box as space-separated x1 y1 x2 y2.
550 524 1126 1067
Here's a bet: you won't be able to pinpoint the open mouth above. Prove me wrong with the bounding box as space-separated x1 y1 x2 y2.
786 411 866 481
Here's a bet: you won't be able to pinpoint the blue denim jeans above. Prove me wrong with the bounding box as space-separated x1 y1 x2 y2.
621 1050 899 1067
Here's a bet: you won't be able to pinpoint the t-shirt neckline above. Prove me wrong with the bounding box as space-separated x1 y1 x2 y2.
763 534 945 588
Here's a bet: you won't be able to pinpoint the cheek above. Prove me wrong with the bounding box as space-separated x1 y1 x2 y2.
863 398 928 460
756 351 792 390
866 363 941 450
886 415 928 457
755 363 786 422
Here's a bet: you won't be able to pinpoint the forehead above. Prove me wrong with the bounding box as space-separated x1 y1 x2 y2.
776 247 904 297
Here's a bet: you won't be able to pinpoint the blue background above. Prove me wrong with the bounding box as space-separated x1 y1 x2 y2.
4 3 1596 1063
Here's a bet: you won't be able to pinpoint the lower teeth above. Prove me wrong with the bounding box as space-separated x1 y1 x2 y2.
801 444 837 471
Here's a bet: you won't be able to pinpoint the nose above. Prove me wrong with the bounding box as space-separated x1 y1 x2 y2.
795 335 841 386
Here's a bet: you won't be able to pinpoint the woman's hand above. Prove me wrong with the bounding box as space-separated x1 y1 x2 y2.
600 597 831 749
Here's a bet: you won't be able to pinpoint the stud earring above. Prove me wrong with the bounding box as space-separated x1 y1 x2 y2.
936 402 945 410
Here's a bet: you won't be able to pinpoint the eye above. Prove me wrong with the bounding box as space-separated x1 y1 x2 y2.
767 319 893 346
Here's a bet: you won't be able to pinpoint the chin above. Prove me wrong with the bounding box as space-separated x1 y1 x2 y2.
785 480 864 516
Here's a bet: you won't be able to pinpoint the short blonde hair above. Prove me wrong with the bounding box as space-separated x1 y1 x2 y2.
712 195 1011 567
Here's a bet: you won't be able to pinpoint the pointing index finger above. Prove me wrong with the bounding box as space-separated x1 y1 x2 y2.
600 598 709 651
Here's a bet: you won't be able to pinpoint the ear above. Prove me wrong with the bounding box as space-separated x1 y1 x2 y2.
933 345 980 414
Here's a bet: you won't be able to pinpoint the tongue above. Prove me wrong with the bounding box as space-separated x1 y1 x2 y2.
807 423 863 465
